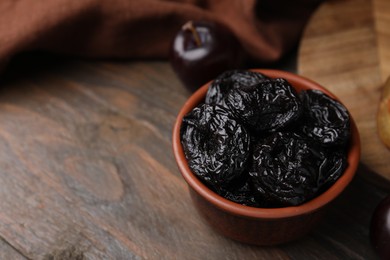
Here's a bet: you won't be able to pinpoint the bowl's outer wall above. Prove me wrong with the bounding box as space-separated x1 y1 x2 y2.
190 189 326 245
173 69 361 245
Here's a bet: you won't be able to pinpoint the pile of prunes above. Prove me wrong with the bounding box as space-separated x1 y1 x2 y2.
180 70 351 207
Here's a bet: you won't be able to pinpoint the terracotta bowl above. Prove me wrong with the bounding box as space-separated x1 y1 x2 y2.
172 69 361 246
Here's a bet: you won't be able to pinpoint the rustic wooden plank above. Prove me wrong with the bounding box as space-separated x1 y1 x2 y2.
0 237 26 260
373 0 390 81
0 57 289 259
0 54 384 259
298 0 390 186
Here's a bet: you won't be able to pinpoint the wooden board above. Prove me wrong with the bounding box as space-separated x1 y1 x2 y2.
0 54 384 259
0 238 25 260
298 0 390 186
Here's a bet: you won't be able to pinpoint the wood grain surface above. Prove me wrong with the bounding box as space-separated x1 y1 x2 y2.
374 0 390 81
0 238 25 260
298 0 390 186
0 54 386 259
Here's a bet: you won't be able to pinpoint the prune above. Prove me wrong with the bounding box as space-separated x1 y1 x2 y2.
316 150 348 191
205 70 268 106
243 78 302 132
207 73 302 133
216 174 261 207
170 21 244 91
180 70 351 208
370 195 390 259
300 90 350 147
249 132 347 207
180 104 250 189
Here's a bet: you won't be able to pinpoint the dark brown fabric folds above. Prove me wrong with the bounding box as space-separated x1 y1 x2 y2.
0 0 322 68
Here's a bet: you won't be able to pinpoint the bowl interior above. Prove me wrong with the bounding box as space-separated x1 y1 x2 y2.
173 69 361 219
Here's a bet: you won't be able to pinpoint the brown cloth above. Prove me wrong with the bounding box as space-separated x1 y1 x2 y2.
0 0 322 69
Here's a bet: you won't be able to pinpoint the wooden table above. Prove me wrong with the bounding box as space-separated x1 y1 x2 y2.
298 0 390 186
0 54 386 259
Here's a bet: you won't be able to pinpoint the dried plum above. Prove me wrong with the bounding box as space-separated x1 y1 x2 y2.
249 132 347 207
180 70 351 208
205 70 268 106
237 78 302 132
180 104 251 189
216 174 261 207
223 84 263 130
316 150 347 192
207 73 302 133
300 89 350 147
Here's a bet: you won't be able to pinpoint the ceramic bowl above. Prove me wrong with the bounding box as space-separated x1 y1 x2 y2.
172 69 360 246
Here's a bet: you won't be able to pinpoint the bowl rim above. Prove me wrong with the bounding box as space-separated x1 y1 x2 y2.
172 69 361 219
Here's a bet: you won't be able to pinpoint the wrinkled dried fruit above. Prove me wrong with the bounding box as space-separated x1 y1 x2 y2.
300 90 350 147
205 70 268 106
238 78 301 133
377 77 390 149
249 132 347 207
180 104 250 189
216 174 261 207
207 71 302 133
180 70 351 207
